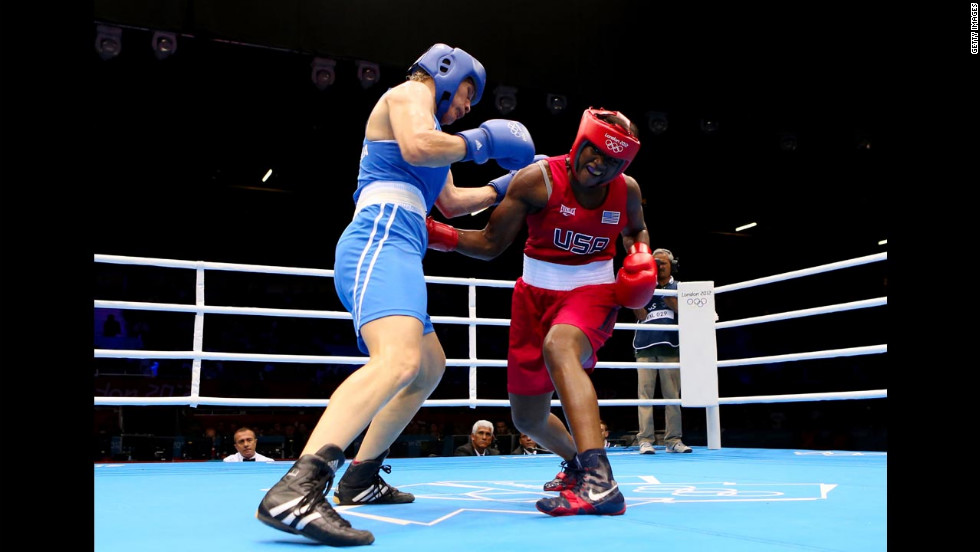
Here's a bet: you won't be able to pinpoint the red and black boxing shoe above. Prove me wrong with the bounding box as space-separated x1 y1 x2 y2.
536 473 626 516
542 459 584 492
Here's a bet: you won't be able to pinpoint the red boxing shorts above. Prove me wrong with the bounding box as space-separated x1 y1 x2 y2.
506 278 620 395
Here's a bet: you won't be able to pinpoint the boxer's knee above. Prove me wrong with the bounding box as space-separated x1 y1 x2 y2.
542 327 590 374
413 357 445 392
510 395 552 436
371 348 423 390
412 333 446 390
512 414 544 436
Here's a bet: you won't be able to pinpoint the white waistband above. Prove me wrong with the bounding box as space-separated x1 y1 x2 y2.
522 255 615 291
355 181 427 218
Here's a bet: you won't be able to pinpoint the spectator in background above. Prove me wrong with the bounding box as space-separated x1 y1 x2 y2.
454 420 499 456
102 313 121 338
204 427 219 459
180 426 213 460
494 419 515 452
513 433 546 455
128 319 150 349
633 248 692 454
282 424 301 459
224 427 274 462
409 418 428 435
600 420 612 448
215 422 234 458
428 422 444 442
423 422 445 457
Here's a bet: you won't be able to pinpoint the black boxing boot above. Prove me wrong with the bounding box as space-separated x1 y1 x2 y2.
334 448 415 505
256 444 375 546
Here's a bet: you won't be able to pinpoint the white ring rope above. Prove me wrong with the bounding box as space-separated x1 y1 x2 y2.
712 252 886 293
94 251 887 448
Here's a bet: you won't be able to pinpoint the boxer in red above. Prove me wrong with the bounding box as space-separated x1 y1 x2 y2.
427 107 657 516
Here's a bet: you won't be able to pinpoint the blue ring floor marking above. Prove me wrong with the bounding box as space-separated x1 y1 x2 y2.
95 446 885 551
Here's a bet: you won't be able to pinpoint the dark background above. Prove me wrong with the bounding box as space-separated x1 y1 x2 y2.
85 1 894 457
89 0 891 276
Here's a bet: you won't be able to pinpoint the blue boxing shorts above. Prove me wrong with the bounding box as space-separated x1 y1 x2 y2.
333 201 434 354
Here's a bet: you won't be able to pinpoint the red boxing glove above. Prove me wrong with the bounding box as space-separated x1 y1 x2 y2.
426 216 459 252
614 242 658 309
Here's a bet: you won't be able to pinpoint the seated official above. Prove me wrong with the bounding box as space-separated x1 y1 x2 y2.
223 427 274 462
454 420 500 456
512 433 550 455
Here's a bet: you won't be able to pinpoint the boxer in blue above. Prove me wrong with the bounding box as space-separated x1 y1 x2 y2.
256 43 536 546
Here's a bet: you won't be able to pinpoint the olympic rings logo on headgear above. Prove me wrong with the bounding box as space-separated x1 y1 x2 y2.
605 137 625 153
687 298 708 307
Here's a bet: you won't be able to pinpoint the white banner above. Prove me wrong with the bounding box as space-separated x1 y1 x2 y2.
678 281 719 407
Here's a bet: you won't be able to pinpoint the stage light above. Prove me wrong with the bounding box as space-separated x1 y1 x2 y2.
95 25 122 61
546 94 567 115
494 85 517 115
699 117 720 134
646 111 669 135
855 131 872 150
311 57 336 90
357 61 380 89
151 31 177 60
778 132 798 152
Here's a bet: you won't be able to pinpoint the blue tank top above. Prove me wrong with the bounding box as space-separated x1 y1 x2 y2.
353 116 450 211
633 278 679 350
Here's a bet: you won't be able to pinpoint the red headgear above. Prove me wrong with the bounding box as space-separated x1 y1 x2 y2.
568 107 641 181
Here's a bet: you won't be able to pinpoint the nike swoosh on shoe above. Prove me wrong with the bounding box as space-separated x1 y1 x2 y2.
588 483 619 502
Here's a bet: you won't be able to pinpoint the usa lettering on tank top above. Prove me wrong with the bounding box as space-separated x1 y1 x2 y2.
524 157 628 266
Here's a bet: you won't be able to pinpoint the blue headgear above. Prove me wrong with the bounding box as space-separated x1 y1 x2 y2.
408 43 486 120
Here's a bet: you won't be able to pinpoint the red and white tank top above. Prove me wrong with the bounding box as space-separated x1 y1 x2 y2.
523 156 628 266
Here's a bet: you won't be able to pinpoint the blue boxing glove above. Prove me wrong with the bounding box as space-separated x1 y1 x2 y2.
487 154 548 205
457 119 535 170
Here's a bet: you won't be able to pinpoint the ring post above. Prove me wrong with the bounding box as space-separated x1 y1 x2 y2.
678 281 721 449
